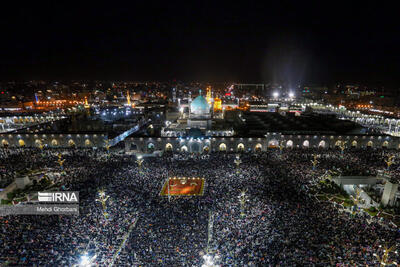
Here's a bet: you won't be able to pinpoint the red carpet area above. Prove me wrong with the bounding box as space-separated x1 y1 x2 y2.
160 177 205 196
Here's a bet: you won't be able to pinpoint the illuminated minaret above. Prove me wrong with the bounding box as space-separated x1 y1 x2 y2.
84 96 90 109
188 91 192 113
206 86 212 105
126 90 131 106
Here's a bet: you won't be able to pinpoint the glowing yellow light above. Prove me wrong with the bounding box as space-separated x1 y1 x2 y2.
84 97 90 108
214 98 222 111
126 90 132 106
206 86 212 105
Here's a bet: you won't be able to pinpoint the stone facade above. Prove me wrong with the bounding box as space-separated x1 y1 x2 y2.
0 133 107 148
125 133 400 153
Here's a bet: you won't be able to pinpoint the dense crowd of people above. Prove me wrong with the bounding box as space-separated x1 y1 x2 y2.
0 147 399 266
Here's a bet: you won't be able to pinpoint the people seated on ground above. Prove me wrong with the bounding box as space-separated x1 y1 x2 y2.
0 147 399 266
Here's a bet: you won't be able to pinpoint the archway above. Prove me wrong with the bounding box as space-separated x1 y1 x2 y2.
268 140 279 148
237 143 245 152
147 143 155 153
165 143 173 151
35 139 42 148
68 139 75 147
85 139 91 146
318 140 326 148
191 142 201 153
1 139 9 147
351 140 357 147
181 145 188 152
255 143 262 152
203 146 210 153
286 140 293 148
18 139 25 147
51 139 58 146
367 141 373 148
219 143 227 151
302 140 309 148
382 141 389 148
130 143 137 150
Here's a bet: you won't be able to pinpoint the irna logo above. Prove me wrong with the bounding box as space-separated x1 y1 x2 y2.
38 192 79 203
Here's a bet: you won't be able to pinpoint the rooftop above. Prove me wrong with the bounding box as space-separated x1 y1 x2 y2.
238 112 374 137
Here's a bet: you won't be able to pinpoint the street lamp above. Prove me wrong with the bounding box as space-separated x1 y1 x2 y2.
373 245 398 266
311 154 318 171
385 155 395 170
238 189 248 217
136 155 144 168
38 139 44 150
104 139 110 153
288 92 295 98
339 141 347 155
234 154 241 168
279 141 284 155
273 92 279 99
96 189 109 219
57 153 65 169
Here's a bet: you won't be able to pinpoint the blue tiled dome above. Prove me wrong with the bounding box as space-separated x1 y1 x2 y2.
190 95 210 114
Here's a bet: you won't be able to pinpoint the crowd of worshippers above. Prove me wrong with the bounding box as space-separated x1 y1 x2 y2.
0 147 399 266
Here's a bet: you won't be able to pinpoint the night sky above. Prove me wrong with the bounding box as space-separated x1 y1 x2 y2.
0 2 399 86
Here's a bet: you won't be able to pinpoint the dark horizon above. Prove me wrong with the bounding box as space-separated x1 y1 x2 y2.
1 2 399 87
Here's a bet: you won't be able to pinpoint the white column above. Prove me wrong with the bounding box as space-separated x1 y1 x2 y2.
381 180 399 207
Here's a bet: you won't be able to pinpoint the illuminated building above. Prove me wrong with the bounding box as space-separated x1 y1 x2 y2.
206 86 212 106
214 98 222 111
187 92 212 129
84 96 90 109
126 90 131 106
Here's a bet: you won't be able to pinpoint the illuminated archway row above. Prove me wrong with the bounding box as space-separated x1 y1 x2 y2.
132 142 222 153
0 133 105 148
216 143 263 152
139 140 395 152
170 142 264 153
277 140 309 148
277 139 390 149
165 142 210 153
0 138 96 147
125 135 400 153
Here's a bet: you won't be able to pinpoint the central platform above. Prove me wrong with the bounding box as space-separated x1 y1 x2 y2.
160 177 205 196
